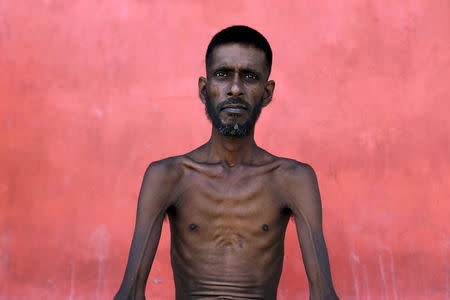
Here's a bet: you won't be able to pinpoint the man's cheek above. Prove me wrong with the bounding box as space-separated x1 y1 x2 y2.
207 84 222 99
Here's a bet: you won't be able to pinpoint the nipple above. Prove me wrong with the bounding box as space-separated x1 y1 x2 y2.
262 224 269 232
189 223 198 231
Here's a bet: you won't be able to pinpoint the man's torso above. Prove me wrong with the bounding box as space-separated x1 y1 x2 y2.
164 150 300 299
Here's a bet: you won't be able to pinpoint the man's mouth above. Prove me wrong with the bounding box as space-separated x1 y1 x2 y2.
220 103 248 115
222 107 246 114
221 104 247 110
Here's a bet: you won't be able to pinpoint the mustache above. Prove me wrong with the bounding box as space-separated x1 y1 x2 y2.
217 97 251 111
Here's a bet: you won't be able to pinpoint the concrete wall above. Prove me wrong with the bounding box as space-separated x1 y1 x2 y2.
0 0 449 299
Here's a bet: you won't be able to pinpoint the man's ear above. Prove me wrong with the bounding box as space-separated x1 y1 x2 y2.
198 76 207 104
262 80 275 107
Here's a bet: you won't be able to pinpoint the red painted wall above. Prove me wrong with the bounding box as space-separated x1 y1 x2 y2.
1 1 449 299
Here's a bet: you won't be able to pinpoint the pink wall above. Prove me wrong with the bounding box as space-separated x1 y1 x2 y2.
1 1 449 299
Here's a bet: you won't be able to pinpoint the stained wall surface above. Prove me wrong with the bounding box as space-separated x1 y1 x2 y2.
1 1 449 299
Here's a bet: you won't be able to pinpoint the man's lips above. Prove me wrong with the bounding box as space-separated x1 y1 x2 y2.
220 104 248 111
222 107 246 114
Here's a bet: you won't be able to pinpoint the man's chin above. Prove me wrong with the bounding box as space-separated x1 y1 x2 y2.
205 106 256 137
216 122 253 137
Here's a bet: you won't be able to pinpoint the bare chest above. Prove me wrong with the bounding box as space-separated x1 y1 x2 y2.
168 170 291 250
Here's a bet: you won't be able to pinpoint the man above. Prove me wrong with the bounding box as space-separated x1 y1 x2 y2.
114 25 339 300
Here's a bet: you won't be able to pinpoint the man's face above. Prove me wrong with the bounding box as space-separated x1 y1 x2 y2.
200 43 274 137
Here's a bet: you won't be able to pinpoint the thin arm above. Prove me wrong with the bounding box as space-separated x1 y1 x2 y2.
288 163 339 300
114 161 177 300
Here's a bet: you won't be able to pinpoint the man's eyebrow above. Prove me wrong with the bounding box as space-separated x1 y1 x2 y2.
241 68 261 75
213 66 234 72
213 66 262 76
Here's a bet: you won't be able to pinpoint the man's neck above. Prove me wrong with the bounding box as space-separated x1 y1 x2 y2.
206 127 258 167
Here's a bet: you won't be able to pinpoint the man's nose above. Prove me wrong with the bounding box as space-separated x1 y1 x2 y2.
227 74 243 96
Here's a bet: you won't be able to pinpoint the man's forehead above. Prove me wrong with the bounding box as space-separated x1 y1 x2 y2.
208 43 266 70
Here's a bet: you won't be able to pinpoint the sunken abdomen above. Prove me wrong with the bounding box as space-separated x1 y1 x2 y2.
170 234 284 299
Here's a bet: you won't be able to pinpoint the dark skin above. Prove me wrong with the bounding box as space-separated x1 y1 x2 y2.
114 44 339 300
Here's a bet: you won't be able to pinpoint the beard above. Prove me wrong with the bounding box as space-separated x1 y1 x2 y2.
204 93 263 137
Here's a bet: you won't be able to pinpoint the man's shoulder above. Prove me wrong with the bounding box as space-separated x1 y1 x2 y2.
274 158 320 209
145 153 206 178
145 155 186 181
274 157 317 183
275 157 315 174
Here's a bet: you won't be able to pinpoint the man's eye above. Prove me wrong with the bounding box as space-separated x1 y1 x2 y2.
245 73 257 80
216 72 227 77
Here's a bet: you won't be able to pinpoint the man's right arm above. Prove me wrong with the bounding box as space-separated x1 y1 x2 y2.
114 160 179 300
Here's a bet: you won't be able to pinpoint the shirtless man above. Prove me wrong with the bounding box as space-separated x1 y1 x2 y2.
114 26 339 300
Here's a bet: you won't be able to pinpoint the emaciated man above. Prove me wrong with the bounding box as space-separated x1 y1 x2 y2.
114 25 339 300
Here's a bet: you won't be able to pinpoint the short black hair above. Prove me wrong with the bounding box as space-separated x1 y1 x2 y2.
205 25 273 76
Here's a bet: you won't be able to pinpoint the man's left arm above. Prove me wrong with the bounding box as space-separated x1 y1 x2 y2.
287 163 339 300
